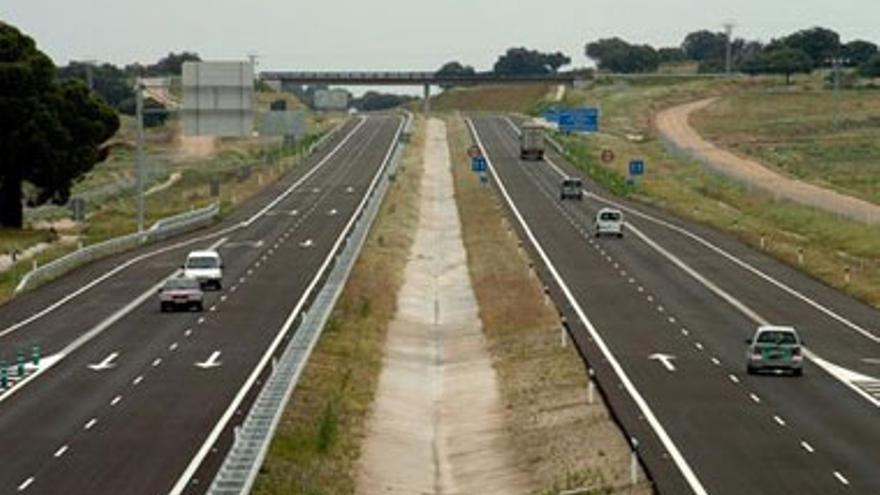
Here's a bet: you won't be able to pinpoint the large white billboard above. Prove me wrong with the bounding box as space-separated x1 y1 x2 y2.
182 61 255 137
313 88 349 111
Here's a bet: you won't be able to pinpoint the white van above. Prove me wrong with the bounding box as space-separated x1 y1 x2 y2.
594 208 624 238
183 250 224 290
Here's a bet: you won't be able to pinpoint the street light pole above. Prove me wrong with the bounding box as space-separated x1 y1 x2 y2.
723 22 735 76
135 79 146 232
831 57 843 131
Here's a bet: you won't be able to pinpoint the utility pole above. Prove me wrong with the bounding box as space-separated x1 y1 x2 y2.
135 79 146 232
723 22 735 75
831 57 845 131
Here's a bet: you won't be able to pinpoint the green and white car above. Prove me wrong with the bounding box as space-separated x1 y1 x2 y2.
745 325 804 376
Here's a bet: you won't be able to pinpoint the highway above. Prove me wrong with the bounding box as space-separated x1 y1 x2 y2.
0 114 404 494
470 116 880 495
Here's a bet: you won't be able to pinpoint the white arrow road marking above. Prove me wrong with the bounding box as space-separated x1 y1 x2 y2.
327 209 338 216
195 351 222 369
87 352 119 371
649 353 677 372
311 187 320 193
300 239 314 248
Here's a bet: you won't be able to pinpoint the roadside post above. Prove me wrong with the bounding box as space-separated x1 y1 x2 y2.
0 362 7 390
628 159 645 187
630 437 640 484
587 367 595 405
16 350 25 378
31 346 40 367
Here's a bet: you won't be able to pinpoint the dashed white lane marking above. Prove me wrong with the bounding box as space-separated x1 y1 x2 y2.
17 477 34 491
773 415 786 427
247 269 253 275
681 328 690 336
749 393 761 404
239 277 245 283
647 295 654 302
729 374 740 384
834 471 850 486
637 286 644 293
133 375 144 386
184 329 192 338
197 317 205 325
84 418 97 430
711 357 721 366
657 305 665 313
209 305 217 312
628 278 635 284
152 358 162 367
169 342 179 351
695 342 704 351
220 295 227 302
230 286 237 292
111 395 122 406
668 316 676 324
801 441 815 453
53 445 69 458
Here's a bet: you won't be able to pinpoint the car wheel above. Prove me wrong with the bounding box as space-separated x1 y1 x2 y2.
618 233 624 239
160 303 168 313
792 368 803 377
196 302 204 312
746 365 756 375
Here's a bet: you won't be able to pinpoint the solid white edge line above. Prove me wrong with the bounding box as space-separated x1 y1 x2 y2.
801 440 815 453
0 118 366 341
53 445 68 458
833 471 849 485
167 114 407 495
773 415 786 427
467 118 709 495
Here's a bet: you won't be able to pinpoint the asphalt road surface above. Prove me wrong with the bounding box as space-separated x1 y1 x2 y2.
470 115 880 495
0 114 403 495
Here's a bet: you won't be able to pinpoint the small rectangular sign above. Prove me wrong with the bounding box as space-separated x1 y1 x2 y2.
471 156 487 173
629 160 645 176
558 107 599 133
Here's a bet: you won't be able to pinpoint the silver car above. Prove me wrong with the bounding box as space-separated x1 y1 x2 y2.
745 325 804 376
158 276 205 313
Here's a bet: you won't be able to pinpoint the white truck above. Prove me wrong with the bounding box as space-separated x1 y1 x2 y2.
519 124 545 161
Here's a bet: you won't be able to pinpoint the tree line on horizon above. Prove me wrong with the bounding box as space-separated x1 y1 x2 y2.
436 27 880 86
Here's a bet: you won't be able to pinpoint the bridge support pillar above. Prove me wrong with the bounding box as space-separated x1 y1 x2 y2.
423 84 430 116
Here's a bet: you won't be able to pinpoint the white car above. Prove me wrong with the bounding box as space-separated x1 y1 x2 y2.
594 208 624 238
183 250 224 290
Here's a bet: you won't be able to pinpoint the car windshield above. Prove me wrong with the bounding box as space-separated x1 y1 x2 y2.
756 331 798 345
187 256 218 269
563 179 581 187
164 278 200 290
600 212 621 221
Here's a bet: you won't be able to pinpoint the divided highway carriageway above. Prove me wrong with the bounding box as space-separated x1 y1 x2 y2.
469 115 880 495
0 114 404 494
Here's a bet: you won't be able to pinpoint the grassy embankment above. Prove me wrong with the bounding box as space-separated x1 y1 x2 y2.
553 75 880 307
251 116 424 495
446 112 652 494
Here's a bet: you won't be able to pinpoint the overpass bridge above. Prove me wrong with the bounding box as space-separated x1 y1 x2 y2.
258 71 582 112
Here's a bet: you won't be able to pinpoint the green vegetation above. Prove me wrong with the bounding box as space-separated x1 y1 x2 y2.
691 87 880 204
0 22 119 228
252 117 424 495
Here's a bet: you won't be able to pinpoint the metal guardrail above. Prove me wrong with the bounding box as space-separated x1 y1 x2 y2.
15 203 220 293
205 112 411 495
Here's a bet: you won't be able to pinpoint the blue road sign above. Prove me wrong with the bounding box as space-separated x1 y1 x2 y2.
558 107 599 133
471 156 487 173
629 160 645 176
544 108 563 123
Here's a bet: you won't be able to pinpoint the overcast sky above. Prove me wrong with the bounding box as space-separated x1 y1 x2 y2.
3 0 877 71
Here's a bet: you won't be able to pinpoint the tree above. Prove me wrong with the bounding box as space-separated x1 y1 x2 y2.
350 91 416 111
585 38 659 73
742 47 814 84
859 53 880 78
682 30 728 62
776 27 840 68
57 61 134 109
843 40 878 67
0 22 119 227
435 61 476 89
493 47 571 75
658 47 688 64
